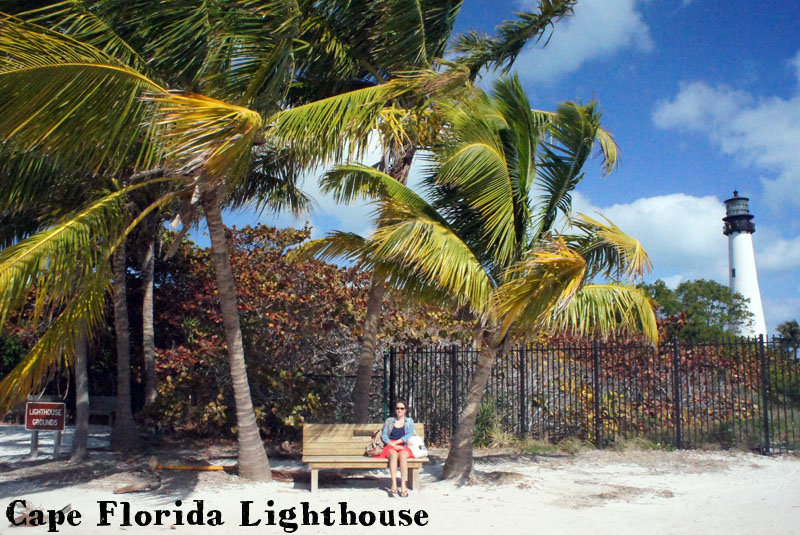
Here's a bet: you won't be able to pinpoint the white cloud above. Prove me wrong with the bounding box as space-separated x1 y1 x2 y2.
753 230 800 273
513 0 653 83
791 50 800 84
571 190 729 282
652 72 800 212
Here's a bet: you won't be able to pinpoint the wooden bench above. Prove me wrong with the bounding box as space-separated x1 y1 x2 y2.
302 423 428 493
89 396 117 426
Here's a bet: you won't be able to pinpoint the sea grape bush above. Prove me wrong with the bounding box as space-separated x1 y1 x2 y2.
143 224 467 437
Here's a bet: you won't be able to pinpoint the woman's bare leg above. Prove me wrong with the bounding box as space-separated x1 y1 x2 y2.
388 449 399 491
399 450 410 493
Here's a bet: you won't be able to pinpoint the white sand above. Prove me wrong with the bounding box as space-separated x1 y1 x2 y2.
1 424 799 535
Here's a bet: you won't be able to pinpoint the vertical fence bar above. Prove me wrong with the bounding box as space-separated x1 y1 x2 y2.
382 349 389 420
592 340 601 447
450 344 458 436
519 346 526 436
671 337 682 449
389 346 396 409
758 334 770 454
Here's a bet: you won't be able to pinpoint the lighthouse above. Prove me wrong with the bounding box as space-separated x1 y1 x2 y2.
722 191 767 337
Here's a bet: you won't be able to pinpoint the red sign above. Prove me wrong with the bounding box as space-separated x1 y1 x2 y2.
25 402 66 431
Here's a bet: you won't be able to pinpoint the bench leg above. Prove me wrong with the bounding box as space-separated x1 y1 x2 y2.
409 468 420 492
310 469 318 493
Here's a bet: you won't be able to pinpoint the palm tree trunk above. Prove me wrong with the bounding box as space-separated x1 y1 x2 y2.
350 144 416 422
110 244 139 450
351 274 386 422
70 327 89 463
142 235 157 405
442 341 499 480
201 185 272 482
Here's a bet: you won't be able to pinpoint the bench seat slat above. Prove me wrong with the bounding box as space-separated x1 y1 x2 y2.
303 455 428 462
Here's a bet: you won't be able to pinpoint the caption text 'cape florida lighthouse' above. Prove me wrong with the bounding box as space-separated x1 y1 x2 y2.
722 190 767 337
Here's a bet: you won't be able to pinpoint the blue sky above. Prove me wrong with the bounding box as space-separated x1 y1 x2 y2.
216 0 800 333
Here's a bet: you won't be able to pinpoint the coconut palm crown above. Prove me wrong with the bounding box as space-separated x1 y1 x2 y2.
297 75 658 479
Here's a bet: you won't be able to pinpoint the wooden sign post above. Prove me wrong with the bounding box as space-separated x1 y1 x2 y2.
25 401 66 459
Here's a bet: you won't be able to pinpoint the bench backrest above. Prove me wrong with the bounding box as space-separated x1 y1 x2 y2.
303 423 425 456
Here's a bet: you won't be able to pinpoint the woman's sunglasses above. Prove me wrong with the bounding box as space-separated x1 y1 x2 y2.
395 406 406 411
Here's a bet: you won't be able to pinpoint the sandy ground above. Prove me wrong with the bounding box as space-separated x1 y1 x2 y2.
1 424 799 535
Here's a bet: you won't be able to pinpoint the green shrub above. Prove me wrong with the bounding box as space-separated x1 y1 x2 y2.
473 401 500 447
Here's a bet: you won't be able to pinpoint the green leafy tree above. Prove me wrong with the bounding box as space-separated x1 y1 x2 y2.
642 279 753 341
298 76 657 479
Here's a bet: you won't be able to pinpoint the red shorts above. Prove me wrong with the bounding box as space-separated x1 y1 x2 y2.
374 444 414 459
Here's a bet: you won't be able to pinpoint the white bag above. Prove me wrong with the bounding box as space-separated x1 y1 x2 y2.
407 435 427 458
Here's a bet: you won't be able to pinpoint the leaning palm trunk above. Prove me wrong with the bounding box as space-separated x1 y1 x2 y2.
110 244 139 450
442 340 499 480
70 327 89 463
201 186 272 481
351 274 386 422
350 145 416 422
141 235 157 405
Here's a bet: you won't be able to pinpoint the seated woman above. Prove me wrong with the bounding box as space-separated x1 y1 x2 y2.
374 401 414 497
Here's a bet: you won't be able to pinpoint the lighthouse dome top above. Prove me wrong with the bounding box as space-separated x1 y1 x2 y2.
723 190 755 235
724 190 752 217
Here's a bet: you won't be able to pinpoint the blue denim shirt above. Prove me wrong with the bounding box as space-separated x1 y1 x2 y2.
381 416 414 444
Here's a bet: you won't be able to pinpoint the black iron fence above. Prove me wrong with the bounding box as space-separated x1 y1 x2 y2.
377 336 799 452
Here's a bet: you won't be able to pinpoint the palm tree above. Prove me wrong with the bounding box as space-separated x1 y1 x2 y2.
297 76 657 479
0 5 300 478
273 0 578 422
777 320 800 358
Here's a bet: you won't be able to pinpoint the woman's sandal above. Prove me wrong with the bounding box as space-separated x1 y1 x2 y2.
400 490 409 498
388 488 398 497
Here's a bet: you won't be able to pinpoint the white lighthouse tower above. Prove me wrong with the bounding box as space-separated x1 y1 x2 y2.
722 191 767 337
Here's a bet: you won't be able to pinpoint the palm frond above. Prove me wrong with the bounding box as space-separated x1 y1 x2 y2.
226 143 311 217
288 231 368 265
418 0 464 62
571 212 652 281
490 239 586 337
434 93 518 266
369 0 428 71
0 264 110 416
13 0 148 71
541 283 659 344
118 0 211 87
199 0 301 110
267 82 408 169
530 100 606 240
320 164 436 218
147 92 263 181
453 0 576 79
368 216 492 313
0 176 180 327
0 15 164 172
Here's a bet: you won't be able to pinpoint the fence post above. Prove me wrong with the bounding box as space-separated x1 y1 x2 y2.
519 345 526 436
382 349 389 420
592 340 601 447
758 334 770 454
389 346 396 408
450 344 458 435
671 337 682 449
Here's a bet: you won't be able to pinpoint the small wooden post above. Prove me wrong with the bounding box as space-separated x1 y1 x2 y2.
310 468 318 493
29 430 39 459
54 430 63 458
